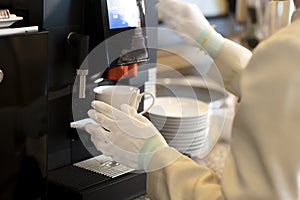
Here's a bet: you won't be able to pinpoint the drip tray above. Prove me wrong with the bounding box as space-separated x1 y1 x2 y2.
47 163 146 200
73 155 135 179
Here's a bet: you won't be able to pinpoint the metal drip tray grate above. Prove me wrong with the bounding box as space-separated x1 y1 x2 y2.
47 156 145 200
73 155 134 178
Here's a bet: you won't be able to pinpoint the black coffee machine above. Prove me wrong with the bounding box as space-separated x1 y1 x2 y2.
0 0 157 199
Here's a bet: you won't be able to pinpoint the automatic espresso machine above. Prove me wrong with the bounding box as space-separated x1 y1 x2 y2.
0 0 157 199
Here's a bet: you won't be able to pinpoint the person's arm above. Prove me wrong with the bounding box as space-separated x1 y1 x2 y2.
147 153 224 200
84 101 224 199
207 39 252 97
221 19 300 199
158 0 252 97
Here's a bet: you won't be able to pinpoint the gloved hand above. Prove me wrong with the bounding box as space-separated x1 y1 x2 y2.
85 101 181 172
158 0 225 58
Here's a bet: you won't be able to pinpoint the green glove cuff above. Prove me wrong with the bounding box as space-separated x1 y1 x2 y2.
138 134 167 170
139 134 167 154
138 134 182 172
196 26 225 59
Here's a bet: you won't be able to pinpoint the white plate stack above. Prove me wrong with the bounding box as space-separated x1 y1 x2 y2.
147 97 209 157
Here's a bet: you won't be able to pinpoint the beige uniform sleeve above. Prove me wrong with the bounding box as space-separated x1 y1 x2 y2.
147 154 224 200
222 19 300 199
206 39 252 98
146 13 300 200
146 35 252 200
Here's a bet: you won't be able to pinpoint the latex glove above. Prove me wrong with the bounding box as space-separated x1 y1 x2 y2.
85 101 181 172
158 0 225 58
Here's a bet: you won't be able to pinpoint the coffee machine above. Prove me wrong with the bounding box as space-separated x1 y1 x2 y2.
0 0 157 199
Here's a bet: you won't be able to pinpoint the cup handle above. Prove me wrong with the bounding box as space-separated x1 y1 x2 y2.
138 92 155 115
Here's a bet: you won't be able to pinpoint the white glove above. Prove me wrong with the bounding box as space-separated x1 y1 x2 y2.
84 101 181 172
158 0 225 58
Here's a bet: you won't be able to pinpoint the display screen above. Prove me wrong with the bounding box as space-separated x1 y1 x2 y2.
107 0 140 29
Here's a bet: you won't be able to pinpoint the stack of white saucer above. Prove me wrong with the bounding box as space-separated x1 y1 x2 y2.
147 97 209 157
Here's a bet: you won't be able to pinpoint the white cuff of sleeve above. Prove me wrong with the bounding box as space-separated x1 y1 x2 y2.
196 26 225 59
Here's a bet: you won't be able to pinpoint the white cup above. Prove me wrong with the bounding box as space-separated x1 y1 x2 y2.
93 85 155 115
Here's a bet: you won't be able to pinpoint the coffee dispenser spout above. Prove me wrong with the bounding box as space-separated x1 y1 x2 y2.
102 63 138 81
77 69 89 98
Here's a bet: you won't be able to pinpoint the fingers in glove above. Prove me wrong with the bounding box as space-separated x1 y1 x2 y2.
120 103 137 116
120 104 149 124
85 123 115 154
90 133 113 156
85 123 109 138
158 0 192 18
86 111 123 141
88 109 116 131
91 101 129 120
